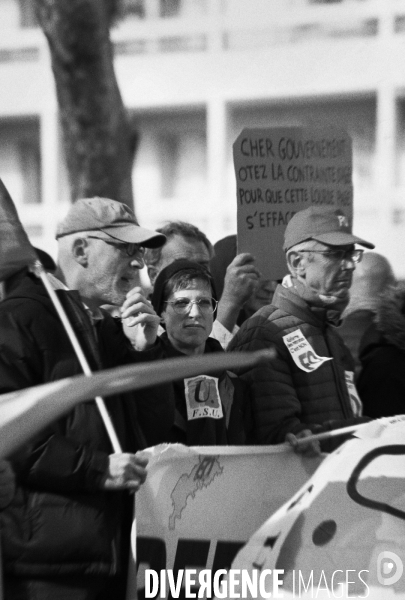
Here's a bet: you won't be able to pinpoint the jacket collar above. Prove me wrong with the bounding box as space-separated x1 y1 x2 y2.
159 331 223 358
272 285 341 327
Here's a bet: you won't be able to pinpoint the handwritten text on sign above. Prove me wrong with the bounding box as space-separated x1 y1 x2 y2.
233 128 353 280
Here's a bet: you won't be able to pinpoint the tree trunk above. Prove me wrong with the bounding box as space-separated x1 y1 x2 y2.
35 0 136 208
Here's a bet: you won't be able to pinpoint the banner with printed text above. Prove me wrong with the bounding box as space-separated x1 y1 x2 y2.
127 444 322 600
233 127 353 280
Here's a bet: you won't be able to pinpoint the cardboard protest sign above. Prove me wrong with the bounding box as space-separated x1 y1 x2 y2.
233 127 353 280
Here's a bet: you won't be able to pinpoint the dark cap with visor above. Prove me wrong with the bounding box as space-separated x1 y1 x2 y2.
283 207 375 251
56 197 166 249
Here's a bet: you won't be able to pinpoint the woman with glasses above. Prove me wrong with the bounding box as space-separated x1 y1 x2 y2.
150 259 251 446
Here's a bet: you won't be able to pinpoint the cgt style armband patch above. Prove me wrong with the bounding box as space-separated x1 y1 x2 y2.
283 329 333 373
184 375 224 421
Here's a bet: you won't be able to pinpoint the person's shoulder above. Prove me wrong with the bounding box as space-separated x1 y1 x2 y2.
247 302 296 332
228 304 285 350
205 336 224 353
0 289 51 324
2 273 49 306
0 283 57 357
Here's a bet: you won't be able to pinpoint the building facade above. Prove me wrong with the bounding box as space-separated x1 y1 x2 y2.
1 0 405 274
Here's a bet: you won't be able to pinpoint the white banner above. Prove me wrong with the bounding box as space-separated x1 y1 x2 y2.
128 444 322 600
224 416 405 599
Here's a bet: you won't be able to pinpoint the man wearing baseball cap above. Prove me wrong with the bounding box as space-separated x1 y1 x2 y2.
0 197 172 599
228 206 374 450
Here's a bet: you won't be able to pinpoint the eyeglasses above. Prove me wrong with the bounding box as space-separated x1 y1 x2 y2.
87 236 145 258
299 248 364 264
164 297 218 315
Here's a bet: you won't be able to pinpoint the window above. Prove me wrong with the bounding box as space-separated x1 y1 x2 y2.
19 0 38 28
309 0 343 4
159 133 180 198
121 0 145 18
19 140 41 204
160 0 181 18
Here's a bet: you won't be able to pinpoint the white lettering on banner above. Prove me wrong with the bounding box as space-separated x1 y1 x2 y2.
344 371 363 416
184 375 223 421
282 329 333 373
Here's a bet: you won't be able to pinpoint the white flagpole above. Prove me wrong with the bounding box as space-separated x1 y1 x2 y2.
32 262 122 454
0 537 3 600
294 421 371 446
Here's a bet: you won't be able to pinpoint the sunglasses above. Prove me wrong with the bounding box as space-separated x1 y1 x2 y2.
87 236 145 258
298 248 363 264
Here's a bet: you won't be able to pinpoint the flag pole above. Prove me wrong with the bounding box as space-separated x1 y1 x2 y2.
31 261 122 454
294 421 371 446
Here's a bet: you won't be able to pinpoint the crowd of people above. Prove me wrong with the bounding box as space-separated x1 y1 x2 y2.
0 196 400 600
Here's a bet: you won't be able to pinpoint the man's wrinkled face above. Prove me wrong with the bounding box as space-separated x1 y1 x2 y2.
158 235 211 271
299 243 356 308
86 236 144 307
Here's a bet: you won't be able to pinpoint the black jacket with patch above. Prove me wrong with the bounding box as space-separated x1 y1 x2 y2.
228 285 363 446
156 332 251 445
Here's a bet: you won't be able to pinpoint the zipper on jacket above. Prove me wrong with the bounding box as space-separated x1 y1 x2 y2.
324 327 352 418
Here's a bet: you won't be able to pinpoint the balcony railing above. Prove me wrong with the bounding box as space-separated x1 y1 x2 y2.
113 0 405 55
1 0 405 62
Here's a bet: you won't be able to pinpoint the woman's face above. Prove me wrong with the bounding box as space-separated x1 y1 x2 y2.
161 279 214 355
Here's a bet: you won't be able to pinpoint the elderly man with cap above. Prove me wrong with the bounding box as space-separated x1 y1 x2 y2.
0 197 172 600
228 207 374 449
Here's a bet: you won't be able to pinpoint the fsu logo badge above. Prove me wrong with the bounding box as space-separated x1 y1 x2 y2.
184 375 223 420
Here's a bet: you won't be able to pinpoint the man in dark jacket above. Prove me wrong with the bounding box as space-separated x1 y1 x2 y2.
0 197 171 600
228 207 374 447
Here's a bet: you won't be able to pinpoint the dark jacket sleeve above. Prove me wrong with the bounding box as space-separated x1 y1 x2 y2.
0 306 109 493
97 321 175 448
13 434 108 492
127 338 176 448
